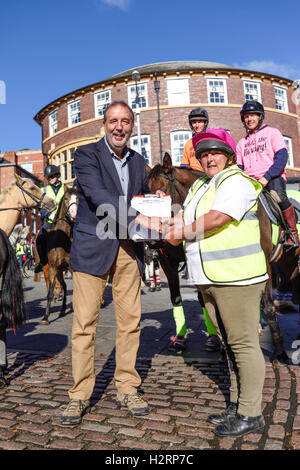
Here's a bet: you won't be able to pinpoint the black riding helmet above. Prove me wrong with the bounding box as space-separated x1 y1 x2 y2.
240 100 265 129
44 164 60 179
188 107 209 131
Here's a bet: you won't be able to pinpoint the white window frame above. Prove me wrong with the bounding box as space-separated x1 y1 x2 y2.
167 78 190 106
207 78 228 104
21 162 33 173
68 99 81 126
127 82 148 110
243 80 261 103
94 89 111 118
49 110 58 136
130 135 152 165
170 130 192 165
274 86 289 112
284 136 294 167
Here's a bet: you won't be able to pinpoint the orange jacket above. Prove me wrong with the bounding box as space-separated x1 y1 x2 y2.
181 138 204 172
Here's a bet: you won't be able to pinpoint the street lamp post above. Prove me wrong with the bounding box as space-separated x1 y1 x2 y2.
154 73 163 163
132 70 142 155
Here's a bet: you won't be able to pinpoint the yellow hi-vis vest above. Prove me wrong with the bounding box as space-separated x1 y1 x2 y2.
184 165 267 284
271 189 300 245
16 242 24 256
45 184 65 223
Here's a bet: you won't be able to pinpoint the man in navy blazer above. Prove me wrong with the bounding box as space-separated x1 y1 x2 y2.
61 101 155 425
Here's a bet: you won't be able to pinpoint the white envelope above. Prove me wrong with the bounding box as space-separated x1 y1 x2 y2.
129 194 171 241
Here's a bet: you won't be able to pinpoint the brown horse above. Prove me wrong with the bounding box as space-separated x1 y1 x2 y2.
148 153 298 363
40 187 78 325
0 228 26 387
0 173 56 236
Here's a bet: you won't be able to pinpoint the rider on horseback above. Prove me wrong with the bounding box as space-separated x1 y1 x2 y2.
237 100 299 248
181 107 209 172
34 164 64 273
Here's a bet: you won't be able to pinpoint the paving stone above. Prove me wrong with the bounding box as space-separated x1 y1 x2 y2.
3 277 300 451
117 427 145 438
49 439 84 450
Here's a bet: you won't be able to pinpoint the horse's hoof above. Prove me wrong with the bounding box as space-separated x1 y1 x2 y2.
40 319 50 326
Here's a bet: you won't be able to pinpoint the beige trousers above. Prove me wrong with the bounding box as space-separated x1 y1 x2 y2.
198 282 266 417
69 240 142 400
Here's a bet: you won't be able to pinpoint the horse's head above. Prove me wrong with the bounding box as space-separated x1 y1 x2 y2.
14 173 57 212
147 153 173 195
63 186 78 222
148 153 201 206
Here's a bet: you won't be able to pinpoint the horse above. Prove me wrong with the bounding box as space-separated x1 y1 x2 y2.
0 173 57 237
147 152 299 363
9 224 30 248
145 157 205 351
40 187 78 325
0 228 26 387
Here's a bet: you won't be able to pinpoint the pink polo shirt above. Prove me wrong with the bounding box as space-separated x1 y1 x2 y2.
236 125 287 181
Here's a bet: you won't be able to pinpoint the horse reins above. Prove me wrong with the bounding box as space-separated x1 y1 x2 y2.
157 169 186 205
51 196 77 226
0 181 47 212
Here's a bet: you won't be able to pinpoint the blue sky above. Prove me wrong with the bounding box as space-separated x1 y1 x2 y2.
0 0 299 152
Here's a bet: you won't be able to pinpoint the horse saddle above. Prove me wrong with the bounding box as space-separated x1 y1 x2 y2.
259 190 300 227
259 189 300 262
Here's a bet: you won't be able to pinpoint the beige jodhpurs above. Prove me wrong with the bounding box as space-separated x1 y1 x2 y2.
69 241 142 400
198 282 266 417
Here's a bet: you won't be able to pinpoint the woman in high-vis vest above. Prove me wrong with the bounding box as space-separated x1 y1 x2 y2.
34 165 64 273
163 129 268 438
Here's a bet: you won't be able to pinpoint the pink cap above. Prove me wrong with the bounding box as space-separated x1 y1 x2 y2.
192 129 236 158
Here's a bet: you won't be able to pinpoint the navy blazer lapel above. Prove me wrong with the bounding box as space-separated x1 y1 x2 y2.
97 138 123 195
127 149 137 202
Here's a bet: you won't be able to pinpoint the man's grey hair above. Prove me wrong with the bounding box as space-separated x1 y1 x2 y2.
103 100 135 123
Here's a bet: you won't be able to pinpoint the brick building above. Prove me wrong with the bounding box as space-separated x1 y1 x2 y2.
0 151 44 234
33 61 300 185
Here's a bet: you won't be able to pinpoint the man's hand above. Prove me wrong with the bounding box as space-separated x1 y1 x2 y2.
135 214 170 234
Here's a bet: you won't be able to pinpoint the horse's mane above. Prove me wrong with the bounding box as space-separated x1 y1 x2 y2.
148 164 204 180
148 164 165 180
0 179 16 202
0 176 34 203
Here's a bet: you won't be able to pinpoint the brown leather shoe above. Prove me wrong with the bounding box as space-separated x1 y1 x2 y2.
116 392 149 416
60 399 91 425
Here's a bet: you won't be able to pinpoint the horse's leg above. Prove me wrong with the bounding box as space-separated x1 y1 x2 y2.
258 202 289 363
159 256 186 352
56 270 67 317
154 259 161 291
148 261 156 292
40 266 56 325
43 264 50 292
54 278 62 302
262 276 289 364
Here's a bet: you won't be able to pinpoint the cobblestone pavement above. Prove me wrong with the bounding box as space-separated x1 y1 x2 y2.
1 275 300 451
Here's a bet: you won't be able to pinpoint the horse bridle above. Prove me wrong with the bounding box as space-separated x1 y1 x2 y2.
53 195 77 226
158 169 186 205
0 181 48 211
16 181 48 210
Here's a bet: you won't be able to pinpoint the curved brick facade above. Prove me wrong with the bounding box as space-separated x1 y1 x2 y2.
34 61 300 184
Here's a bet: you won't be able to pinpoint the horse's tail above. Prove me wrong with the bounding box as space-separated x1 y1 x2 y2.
0 229 26 329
